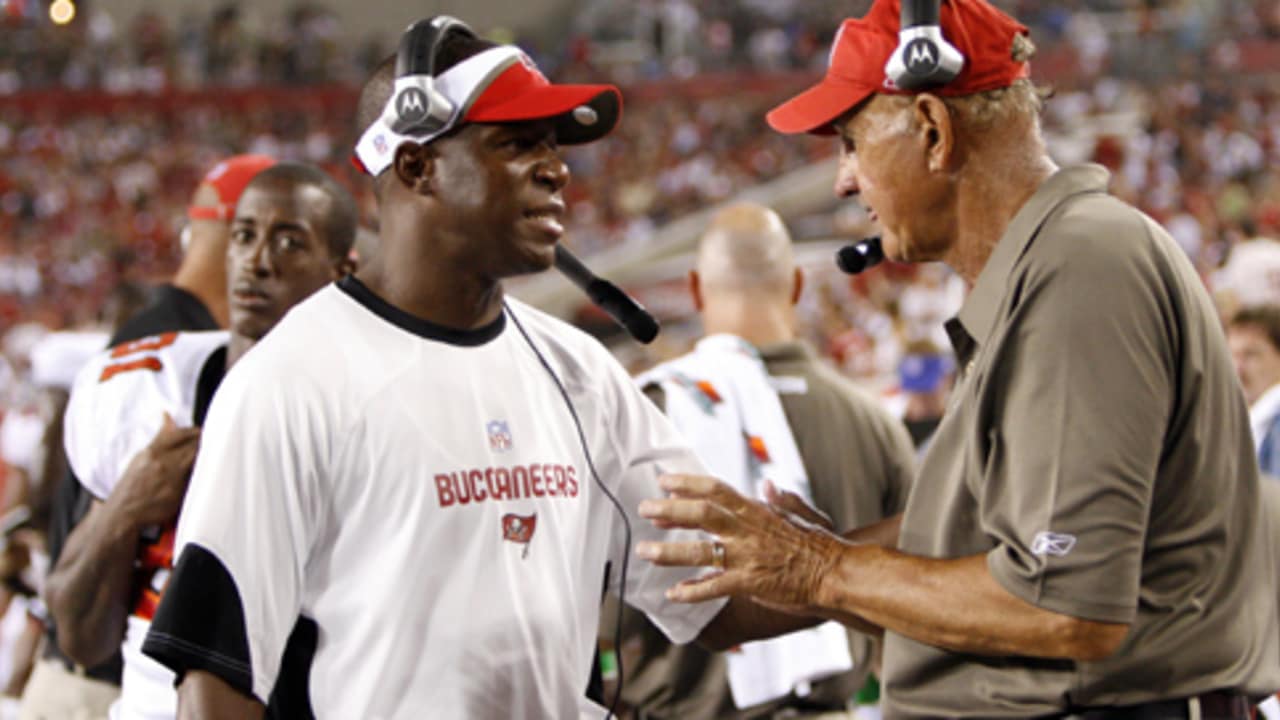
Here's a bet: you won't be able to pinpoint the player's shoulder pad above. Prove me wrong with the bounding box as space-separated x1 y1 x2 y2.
64 330 229 498
70 329 231 428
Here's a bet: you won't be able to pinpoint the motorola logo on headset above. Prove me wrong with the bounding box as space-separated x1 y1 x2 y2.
884 0 964 91
904 38 940 76
395 87 431 124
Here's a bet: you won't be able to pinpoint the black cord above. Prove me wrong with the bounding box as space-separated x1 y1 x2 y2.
506 302 631 720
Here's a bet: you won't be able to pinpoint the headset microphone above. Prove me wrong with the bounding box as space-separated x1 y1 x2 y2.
884 0 965 91
554 245 660 344
836 237 884 275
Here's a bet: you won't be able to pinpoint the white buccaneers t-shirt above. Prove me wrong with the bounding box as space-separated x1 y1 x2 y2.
143 276 725 719
63 329 229 720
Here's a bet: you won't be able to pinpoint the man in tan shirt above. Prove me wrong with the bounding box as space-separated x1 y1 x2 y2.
635 1 1280 717
608 204 914 719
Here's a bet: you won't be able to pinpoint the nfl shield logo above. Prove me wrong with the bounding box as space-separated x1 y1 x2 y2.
373 134 388 155
487 420 512 452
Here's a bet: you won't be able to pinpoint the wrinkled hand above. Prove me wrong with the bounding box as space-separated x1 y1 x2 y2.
110 414 200 528
636 474 844 608
763 480 834 533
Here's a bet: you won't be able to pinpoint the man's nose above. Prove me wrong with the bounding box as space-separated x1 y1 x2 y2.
244 238 273 276
834 153 860 198
533 149 570 192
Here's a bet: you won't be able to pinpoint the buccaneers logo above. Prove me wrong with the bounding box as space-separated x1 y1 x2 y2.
502 512 537 558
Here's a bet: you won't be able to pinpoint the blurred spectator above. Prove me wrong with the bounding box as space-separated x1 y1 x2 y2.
893 342 955 451
1228 305 1280 477
1 0 1279 398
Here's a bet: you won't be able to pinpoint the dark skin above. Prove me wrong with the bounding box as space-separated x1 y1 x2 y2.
177 120 574 720
45 415 198 666
355 119 570 332
46 177 352 673
178 119 824 717
226 178 356 359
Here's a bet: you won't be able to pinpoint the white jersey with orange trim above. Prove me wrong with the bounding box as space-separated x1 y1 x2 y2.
63 329 230 720
141 276 725 720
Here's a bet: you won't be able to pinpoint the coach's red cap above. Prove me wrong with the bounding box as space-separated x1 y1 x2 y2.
767 0 1030 135
187 154 277 221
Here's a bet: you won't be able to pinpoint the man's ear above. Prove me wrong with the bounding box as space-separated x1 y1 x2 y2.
791 266 804 306
333 254 357 278
689 270 704 312
393 142 434 195
913 94 954 174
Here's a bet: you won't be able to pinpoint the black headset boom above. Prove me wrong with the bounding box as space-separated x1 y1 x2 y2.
388 16 477 136
884 0 965 91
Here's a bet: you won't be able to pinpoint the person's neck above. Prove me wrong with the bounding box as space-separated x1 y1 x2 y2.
945 146 1058 286
226 333 253 368
172 244 229 327
702 300 794 349
354 232 505 331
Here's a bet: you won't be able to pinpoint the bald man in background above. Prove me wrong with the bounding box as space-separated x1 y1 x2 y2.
603 204 915 719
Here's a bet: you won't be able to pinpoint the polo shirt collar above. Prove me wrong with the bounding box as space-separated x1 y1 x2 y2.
758 339 814 364
951 164 1111 356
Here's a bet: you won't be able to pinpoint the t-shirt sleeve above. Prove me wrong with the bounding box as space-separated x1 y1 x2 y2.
600 357 728 645
141 357 326 703
981 216 1172 624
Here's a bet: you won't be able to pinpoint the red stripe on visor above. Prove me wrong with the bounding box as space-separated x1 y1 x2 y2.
463 59 621 145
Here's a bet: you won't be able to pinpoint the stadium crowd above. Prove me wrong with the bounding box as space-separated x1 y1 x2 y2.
0 0 1278 708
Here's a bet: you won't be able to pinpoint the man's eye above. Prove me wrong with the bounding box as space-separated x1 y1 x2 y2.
232 229 254 244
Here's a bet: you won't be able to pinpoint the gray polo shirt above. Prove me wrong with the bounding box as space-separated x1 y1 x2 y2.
883 165 1280 718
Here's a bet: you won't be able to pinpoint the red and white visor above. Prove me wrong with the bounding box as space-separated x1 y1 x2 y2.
353 46 622 177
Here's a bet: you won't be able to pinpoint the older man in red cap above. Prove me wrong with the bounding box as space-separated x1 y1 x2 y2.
637 1 1280 717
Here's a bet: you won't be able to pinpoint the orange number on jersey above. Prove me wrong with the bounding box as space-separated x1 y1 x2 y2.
99 333 178 382
109 332 178 358
99 357 163 382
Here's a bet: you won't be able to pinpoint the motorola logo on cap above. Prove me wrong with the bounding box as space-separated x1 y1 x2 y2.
904 38 940 76
396 87 430 124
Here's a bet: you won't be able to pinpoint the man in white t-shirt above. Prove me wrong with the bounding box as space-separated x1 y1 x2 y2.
142 18 816 720
45 163 357 720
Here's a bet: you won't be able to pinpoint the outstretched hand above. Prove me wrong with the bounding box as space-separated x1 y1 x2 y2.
636 474 844 608
763 480 834 532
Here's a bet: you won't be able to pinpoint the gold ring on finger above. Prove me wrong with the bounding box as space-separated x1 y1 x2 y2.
710 540 726 570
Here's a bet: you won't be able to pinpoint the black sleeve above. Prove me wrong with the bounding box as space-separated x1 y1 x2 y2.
142 544 256 699
143 544 319 716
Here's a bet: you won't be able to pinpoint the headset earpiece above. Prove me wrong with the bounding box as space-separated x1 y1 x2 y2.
884 0 965 91
387 15 478 136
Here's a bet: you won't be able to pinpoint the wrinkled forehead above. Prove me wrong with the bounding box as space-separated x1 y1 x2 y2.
833 93 906 136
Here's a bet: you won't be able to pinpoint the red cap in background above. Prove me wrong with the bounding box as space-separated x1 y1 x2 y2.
767 0 1031 136
187 154 277 221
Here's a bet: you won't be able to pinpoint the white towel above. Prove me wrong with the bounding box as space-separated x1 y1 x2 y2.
638 334 853 709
